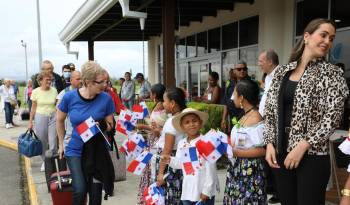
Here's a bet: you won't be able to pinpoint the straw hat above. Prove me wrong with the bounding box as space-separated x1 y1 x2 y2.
172 108 209 133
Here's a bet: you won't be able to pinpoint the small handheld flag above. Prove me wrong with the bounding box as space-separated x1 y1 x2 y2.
127 150 153 175
76 117 100 143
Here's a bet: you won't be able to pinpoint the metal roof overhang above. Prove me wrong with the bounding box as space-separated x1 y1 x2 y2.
59 0 254 44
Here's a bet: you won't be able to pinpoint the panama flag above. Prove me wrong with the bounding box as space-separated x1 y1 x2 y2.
127 150 153 175
116 119 128 136
196 130 227 163
139 101 149 118
127 133 147 153
119 109 133 122
76 117 100 143
143 183 165 205
181 146 201 175
216 130 233 159
132 104 144 119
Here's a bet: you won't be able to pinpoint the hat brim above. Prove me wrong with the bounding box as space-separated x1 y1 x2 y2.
172 109 209 133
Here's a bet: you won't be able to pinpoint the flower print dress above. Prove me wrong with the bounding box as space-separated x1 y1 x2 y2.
223 122 267 205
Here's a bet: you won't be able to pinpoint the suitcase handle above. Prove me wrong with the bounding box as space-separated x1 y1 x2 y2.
54 158 63 190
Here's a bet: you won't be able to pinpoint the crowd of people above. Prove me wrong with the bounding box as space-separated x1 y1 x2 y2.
1 18 350 205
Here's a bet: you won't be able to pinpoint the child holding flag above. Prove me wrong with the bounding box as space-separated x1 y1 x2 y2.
135 83 168 205
163 108 218 205
156 87 186 205
223 79 266 204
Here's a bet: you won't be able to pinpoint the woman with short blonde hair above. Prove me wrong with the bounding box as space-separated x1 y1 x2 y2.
57 61 115 205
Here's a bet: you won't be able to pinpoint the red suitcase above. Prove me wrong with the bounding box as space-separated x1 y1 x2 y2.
50 158 73 205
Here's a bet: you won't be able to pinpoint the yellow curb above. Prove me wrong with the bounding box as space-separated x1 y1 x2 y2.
0 139 39 205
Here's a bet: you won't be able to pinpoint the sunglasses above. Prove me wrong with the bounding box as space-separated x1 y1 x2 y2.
93 80 107 85
235 67 248 72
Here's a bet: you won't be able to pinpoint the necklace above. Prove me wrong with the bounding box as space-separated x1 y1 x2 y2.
244 106 255 114
240 107 256 127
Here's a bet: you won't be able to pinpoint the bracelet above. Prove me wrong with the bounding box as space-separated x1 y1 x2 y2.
341 188 350 197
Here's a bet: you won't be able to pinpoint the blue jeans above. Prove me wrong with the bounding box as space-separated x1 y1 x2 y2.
66 156 103 205
4 102 14 124
182 197 215 205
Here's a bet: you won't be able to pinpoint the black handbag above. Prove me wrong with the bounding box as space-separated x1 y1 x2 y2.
18 129 43 157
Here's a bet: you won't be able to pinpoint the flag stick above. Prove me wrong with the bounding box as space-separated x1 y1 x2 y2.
96 124 111 147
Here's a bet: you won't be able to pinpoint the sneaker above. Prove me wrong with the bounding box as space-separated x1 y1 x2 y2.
40 162 45 172
5 123 10 129
8 124 14 128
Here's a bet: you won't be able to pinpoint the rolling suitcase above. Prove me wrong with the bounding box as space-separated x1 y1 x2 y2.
50 158 73 205
45 151 67 192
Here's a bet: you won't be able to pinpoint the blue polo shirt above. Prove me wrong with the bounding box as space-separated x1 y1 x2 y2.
58 89 115 157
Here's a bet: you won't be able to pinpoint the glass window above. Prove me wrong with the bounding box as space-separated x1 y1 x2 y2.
208 28 221 53
199 64 209 97
197 31 208 56
222 22 238 50
239 16 259 47
189 62 200 98
295 0 328 36
240 46 260 81
186 35 196 57
177 38 186 59
222 50 238 83
331 0 350 29
177 62 188 91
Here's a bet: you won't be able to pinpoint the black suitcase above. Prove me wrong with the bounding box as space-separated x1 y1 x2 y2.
45 151 67 192
20 110 30 120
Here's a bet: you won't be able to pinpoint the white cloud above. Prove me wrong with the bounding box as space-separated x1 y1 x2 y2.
0 0 147 81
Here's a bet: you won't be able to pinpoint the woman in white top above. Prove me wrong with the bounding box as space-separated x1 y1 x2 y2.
0 79 16 128
156 87 186 205
223 79 267 204
163 108 218 205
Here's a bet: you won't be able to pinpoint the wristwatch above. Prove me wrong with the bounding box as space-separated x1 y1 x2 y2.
341 188 350 197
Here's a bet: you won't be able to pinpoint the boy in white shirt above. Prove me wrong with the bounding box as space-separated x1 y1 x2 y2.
163 108 218 205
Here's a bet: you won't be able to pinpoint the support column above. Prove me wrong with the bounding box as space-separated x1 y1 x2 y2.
162 0 175 87
88 40 94 60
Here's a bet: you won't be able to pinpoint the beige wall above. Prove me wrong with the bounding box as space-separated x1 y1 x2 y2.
147 0 296 84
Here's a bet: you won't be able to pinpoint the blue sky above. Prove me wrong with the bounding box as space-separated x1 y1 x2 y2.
0 0 147 81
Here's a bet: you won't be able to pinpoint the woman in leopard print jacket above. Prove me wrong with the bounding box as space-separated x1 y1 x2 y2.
263 18 349 205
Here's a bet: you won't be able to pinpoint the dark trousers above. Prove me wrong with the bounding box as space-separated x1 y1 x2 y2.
272 154 330 205
4 102 14 124
66 156 102 205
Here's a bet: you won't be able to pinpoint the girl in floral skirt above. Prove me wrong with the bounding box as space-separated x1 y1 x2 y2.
155 87 186 205
223 79 267 205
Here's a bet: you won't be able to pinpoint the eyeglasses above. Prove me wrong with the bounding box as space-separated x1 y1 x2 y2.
235 67 248 72
93 80 107 85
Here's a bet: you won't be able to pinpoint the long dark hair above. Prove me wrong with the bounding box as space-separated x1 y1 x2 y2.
165 87 187 111
151 83 166 102
235 79 260 107
289 18 336 63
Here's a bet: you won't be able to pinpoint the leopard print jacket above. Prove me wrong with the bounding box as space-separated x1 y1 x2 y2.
263 58 349 155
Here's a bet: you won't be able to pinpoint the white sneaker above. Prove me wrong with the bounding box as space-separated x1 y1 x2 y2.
40 162 45 172
5 123 10 129
8 124 14 128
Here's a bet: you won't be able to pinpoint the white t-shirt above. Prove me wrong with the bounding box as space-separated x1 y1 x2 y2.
259 66 277 117
155 116 183 150
169 136 218 201
230 122 264 149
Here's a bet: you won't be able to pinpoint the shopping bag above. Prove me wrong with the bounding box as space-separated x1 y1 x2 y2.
18 129 43 157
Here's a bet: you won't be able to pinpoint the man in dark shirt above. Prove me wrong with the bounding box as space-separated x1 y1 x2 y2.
31 60 65 93
222 60 249 132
